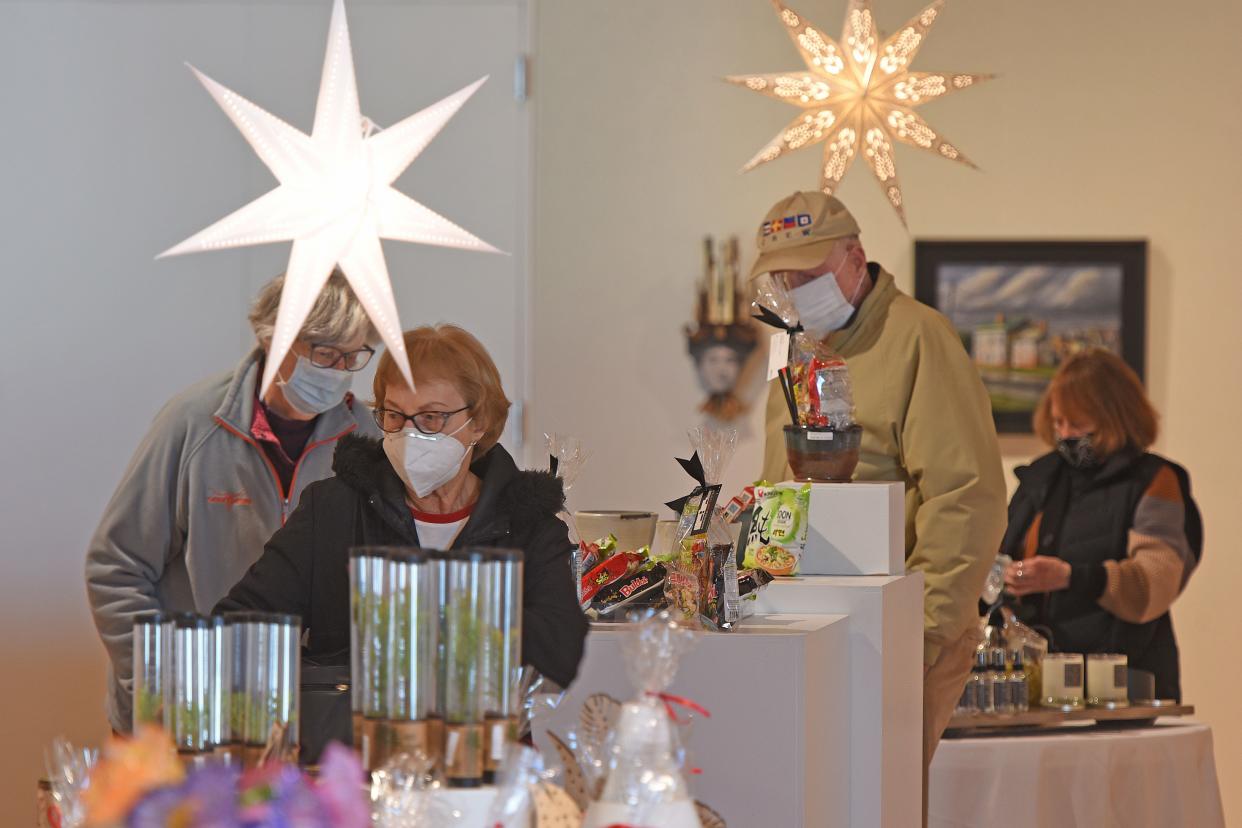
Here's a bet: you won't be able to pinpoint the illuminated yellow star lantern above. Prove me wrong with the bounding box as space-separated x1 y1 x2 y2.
727 0 992 225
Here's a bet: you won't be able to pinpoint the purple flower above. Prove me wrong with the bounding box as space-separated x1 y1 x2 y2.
128 765 240 828
238 763 328 828
313 743 369 828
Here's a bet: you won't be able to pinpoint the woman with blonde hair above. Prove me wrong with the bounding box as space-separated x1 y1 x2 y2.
1000 349 1202 699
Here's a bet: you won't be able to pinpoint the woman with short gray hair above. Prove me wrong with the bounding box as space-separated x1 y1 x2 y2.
85 267 380 733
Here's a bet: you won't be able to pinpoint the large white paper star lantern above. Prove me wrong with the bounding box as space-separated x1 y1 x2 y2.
159 0 501 393
727 0 992 225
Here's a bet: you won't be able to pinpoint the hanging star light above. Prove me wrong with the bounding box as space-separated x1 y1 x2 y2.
159 0 501 394
727 0 992 225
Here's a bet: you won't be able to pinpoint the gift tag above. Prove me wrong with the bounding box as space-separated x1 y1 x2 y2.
766 331 790 381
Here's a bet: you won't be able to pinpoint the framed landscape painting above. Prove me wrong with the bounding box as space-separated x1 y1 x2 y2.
914 240 1147 434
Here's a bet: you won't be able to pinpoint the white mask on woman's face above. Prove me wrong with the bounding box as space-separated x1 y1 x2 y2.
383 418 476 498
789 267 867 338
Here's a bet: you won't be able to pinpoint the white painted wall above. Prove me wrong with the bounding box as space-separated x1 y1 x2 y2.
0 1 529 821
530 0 1242 821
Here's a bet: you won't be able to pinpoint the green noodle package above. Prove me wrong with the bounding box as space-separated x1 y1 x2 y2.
742 483 810 576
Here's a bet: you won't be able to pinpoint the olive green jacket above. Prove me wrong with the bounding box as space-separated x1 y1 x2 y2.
762 265 1007 665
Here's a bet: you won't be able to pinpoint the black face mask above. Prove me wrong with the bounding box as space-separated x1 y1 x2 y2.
1056 434 1099 469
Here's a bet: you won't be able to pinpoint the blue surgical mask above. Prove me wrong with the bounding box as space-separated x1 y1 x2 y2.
789 270 866 338
276 355 352 415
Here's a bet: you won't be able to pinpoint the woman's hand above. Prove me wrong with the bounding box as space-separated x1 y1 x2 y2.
1004 555 1071 597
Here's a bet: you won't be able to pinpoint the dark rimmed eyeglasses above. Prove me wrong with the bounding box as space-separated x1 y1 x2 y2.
373 406 470 435
307 343 375 372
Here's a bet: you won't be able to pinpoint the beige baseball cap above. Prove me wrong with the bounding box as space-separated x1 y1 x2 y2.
749 191 861 279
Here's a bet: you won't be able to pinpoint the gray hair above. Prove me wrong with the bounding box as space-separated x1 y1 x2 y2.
248 267 378 348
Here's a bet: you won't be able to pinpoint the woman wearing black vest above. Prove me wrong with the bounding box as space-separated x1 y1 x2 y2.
999 350 1202 701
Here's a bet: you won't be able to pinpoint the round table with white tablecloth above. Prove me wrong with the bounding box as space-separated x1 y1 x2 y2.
928 720 1225 828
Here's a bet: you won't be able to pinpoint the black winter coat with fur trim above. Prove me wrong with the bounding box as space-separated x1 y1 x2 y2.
216 434 588 688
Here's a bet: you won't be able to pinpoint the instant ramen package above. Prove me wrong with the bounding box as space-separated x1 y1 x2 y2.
742 482 810 576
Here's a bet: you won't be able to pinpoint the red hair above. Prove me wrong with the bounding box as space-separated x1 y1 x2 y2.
1033 349 1157 457
372 325 511 453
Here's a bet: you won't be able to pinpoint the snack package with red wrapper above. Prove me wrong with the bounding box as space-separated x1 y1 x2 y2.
579 550 648 605
788 334 855 429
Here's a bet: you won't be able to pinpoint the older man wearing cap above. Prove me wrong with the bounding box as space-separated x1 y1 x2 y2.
754 191 1007 817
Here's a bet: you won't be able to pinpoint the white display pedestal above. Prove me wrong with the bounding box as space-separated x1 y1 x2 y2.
802 481 906 575
539 614 851 828
752 575 923 828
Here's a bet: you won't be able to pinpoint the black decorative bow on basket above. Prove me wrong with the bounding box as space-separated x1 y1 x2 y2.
664 452 708 516
752 304 802 334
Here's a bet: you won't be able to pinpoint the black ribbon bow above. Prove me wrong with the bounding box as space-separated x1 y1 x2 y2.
664 451 708 515
752 304 803 334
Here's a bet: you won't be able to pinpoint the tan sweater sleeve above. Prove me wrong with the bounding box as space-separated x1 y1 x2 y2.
1098 466 1190 624
899 317 1008 665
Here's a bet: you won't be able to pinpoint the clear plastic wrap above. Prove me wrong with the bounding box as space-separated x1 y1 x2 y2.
581 610 703 828
544 432 588 496
545 432 592 601
370 751 458 828
482 743 544 828
514 665 567 744
752 272 799 332
43 738 97 828
788 334 855 429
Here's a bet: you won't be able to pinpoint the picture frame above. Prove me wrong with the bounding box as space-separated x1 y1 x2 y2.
914 240 1147 434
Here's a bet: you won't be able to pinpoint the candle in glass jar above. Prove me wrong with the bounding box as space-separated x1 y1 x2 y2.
1086 653 1129 707
1040 653 1084 709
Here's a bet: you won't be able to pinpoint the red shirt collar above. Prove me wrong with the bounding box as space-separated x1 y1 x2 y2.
409 503 475 524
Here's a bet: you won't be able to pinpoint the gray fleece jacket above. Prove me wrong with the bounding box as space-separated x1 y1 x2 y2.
84 349 377 732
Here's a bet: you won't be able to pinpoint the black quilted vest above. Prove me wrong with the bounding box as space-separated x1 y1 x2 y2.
1001 449 1201 701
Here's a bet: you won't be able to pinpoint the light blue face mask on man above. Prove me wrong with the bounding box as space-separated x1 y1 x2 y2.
277 355 353 415
789 268 867 338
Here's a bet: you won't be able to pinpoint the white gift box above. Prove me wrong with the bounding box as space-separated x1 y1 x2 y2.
797 480 906 576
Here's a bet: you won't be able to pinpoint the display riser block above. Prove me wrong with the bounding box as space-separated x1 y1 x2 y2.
541 614 850 827
797 480 906 576
752 575 923 828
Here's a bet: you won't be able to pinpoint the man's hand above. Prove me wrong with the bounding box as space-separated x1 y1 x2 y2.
1004 555 1071 597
